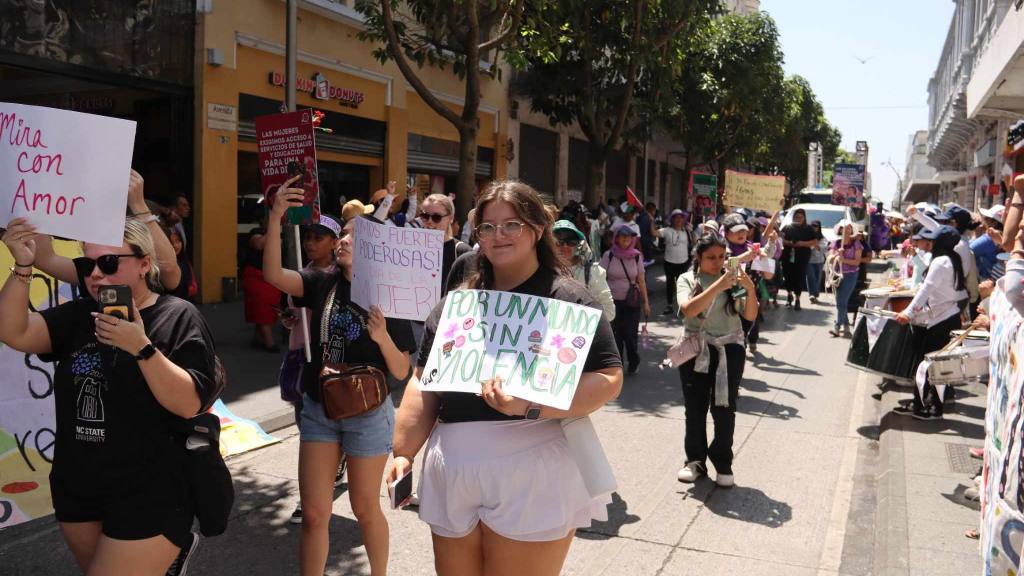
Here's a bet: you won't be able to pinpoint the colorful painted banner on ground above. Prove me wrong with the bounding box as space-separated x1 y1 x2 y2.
210 400 280 458
419 290 602 410
351 215 444 321
0 240 80 528
981 286 1024 574
723 170 785 213
831 163 866 213
691 173 717 220
255 110 320 225
1 103 135 247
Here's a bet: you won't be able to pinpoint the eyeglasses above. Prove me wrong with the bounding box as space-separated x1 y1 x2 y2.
476 220 525 240
417 212 449 224
555 236 580 247
73 254 142 277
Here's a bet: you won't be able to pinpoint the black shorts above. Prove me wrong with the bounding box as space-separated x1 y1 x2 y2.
51 476 194 550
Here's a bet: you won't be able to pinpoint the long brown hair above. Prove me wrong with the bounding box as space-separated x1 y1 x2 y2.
467 180 568 289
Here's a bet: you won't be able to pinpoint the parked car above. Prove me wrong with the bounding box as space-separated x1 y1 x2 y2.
780 203 855 243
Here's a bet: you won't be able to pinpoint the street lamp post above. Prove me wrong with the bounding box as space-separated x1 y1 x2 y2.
882 161 903 209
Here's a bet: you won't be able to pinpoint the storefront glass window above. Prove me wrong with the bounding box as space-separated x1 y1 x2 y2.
0 0 194 85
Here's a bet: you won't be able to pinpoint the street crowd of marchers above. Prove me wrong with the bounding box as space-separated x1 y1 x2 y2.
3 173 1023 575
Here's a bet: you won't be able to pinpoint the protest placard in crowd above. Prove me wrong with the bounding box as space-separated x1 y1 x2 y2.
724 170 786 213
351 216 444 321
1 103 135 247
255 110 320 225
418 289 602 410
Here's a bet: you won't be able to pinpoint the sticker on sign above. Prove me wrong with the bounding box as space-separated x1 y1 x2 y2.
419 289 603 410
1 103 135 247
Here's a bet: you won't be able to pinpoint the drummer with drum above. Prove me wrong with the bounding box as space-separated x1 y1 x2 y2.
892 226 968 421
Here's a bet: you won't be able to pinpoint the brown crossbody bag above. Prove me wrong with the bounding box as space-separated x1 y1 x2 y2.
318 285 388 420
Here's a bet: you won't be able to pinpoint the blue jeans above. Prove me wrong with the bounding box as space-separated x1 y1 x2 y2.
806 263 823 298
835 272 858 329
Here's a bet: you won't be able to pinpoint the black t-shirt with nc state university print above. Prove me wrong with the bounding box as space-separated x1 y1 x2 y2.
40 295 217 499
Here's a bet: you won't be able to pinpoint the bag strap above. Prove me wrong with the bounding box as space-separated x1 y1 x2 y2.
320 284 345 364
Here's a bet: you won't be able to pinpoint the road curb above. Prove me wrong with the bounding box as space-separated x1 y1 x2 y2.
874 394 910 575
255 406 298 435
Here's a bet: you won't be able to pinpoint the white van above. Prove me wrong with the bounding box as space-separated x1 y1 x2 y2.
780 203 854 243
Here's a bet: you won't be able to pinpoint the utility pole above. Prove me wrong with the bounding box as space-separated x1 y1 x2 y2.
285 0 297 112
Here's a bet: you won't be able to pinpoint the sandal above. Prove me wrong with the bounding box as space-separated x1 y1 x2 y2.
965 529 979 540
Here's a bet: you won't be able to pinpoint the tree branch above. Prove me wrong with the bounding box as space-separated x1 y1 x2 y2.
604 0 646 155
380 0 464 128
478 1 525 54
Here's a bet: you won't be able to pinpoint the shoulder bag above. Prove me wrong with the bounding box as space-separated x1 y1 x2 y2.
618 256 644 309
175 411 234 537
318 285 389 420
663 278 710 368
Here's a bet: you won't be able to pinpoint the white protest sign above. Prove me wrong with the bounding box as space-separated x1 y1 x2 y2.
750 256 775 274
351 216 444 320
419 289 602 410
1 104 136 247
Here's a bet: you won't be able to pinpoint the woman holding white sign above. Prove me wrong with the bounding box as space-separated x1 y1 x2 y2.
676 233 759 487
417 193 473 295
0 218 218 575
263 177 417 576
389 180 624 576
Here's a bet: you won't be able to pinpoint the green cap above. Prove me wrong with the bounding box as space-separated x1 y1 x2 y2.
553 220 585 241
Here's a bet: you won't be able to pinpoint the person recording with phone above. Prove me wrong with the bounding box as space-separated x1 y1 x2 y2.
0 218 218 575
675 233 758 487
388 180 623 576
262 176 416 576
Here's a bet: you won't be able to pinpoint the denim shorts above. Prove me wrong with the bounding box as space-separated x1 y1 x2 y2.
299 393 395 457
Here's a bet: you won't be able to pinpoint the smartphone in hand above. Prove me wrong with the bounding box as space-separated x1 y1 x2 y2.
389 470 413 509
97 285 134 322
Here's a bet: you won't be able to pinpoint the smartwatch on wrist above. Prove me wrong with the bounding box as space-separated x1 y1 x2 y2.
525 403 542 420
135 343 157 361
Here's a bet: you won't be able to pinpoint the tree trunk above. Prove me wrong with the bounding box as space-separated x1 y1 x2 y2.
455 124 479 222
681 154 693 212
584 143 608 208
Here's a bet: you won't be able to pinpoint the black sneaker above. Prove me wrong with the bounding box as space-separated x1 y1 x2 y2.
794 300 801 310
662 305 675 316
627 363 640 375
748 342 757 354
892 405 915 416
289 502 303 525
912 410 943 421
166 532 199 576
334 454 347 488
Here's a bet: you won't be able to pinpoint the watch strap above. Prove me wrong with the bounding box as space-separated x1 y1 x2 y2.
135 343 157 361
525 403 542 420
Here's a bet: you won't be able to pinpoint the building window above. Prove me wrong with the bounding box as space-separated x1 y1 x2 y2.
518 124 558 197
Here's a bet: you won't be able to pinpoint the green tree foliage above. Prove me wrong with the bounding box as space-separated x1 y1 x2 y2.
357 0 525 218
764 76 842 193
509 0 719 205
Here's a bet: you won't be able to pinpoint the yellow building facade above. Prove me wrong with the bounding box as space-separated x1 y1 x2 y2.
196 1 508 302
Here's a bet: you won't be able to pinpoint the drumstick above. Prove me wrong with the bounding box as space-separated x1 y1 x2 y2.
941 320 983 353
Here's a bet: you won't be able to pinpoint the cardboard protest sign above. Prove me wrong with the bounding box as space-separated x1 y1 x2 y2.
832 163 866 218
419 290 602 410
1 103 135 247
724 170 785 213
351 216 444 321
255 110 320 225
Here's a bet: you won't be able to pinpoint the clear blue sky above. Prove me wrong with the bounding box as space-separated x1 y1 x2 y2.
762 0 955 205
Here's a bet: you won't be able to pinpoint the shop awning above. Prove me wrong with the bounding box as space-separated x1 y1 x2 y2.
902 179 941 204
967 6 1024 118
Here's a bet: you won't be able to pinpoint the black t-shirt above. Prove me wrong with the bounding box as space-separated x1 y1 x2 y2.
442 239 472 297
417 266 622 423
40 295 216 498
445 249 478 293
782 223 816 260
294 268 417 402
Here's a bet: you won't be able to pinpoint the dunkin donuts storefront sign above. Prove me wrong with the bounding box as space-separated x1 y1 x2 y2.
268 71 365 108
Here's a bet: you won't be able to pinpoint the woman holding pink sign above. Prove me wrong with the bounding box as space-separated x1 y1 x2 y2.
388 180 623 576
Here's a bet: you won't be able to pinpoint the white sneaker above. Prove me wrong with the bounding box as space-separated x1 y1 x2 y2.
677 461 706 483
716 473 735 488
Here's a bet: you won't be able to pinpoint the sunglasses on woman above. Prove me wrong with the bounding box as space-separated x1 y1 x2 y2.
73 254 142 277
554 234 580 247
418 212 449 224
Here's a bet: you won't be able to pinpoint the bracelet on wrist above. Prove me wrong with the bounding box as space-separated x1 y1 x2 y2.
132 210 152 217
13 260 34 268
8 266 32 284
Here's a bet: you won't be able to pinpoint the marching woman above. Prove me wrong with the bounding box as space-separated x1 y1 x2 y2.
0 218 217 575
416 193 473 296
388 180 623 576
829 222 863 338
805 221 827 304
600 224 651 374
262 176 417 576
780 208 817 310
675 233 759 487
894 225 967 421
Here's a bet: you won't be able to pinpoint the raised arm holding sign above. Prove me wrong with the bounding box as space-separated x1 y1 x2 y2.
2 104 136 247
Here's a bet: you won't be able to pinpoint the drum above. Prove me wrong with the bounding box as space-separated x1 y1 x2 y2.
887 289 917 313
926 347 988 386
950 329 990 348
846 308 925 384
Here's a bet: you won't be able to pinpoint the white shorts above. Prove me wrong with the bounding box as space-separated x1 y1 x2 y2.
417 419 609 542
